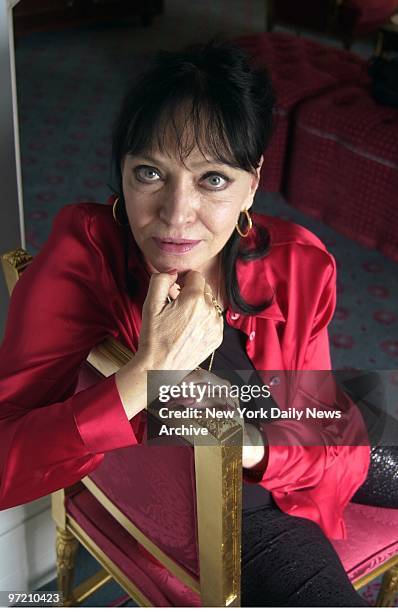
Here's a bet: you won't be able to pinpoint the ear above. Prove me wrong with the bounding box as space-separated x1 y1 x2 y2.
250 155 264 195
243 156 264 213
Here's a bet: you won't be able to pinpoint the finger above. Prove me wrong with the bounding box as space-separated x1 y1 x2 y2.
145 271 178 314
178 270 206 296
168 282 181 301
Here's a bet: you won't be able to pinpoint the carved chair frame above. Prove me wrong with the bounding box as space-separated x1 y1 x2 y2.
2 248 398 607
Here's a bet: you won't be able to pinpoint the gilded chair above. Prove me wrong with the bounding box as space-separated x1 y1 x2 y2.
2 247 398 607
1 248 243 607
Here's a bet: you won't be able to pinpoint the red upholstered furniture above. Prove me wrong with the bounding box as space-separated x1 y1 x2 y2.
1 250 243 608
266 0 398 47
236 33 369 193
52 354 243 607
339 0 398 38
66 487 201 607
236 32 397 263
335 503 398 593
266 0 336 34
74 360 200 579
65 489 398 606
286 84 398 262
2 249 398 606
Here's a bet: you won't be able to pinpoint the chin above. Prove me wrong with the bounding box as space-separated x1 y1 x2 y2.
144 253 194 274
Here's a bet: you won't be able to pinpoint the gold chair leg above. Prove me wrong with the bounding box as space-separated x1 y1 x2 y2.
375 562 398 607
56 526 79 606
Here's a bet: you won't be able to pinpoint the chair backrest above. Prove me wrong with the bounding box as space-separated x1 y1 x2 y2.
1 247 243 607
76 362 199 577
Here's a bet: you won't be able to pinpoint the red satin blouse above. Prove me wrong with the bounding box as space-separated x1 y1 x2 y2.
0 202 370 539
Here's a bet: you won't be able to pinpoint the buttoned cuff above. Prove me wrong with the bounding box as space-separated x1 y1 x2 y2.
74 375 139 453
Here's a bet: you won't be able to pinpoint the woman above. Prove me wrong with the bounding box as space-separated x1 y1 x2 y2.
0 40 381 606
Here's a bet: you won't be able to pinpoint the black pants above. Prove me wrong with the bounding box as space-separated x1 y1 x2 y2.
241 498 367 607
240 446 398 607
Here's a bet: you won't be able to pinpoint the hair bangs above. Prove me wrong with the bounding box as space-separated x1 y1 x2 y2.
121 91 251 171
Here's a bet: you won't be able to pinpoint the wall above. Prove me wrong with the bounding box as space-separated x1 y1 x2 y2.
0 498 56 592
0 0 55 594
0 0 24 339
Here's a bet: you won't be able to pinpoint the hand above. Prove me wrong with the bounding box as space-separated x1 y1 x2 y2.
115 270 223 421
136 270 224 372
162 370 265 469
243 423 266 469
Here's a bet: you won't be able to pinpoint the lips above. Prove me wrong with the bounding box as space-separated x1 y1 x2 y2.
156 237 199 244
152 237 201 254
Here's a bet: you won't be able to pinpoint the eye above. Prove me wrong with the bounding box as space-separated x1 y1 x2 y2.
134 165 161 183
201 172 230 190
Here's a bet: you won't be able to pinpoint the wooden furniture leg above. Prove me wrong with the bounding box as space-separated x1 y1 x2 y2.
56 526 79 606
376 562 398 607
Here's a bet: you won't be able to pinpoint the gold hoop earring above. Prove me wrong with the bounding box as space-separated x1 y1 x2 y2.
112 197 128 227
235 208 252 238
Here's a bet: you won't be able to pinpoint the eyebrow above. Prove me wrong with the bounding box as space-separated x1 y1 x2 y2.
132 154 229 169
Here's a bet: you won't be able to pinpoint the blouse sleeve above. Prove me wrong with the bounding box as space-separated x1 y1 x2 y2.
0 205 138 510
245 250 370 539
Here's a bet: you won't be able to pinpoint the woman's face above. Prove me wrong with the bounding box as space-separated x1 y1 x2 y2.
122 143 262 278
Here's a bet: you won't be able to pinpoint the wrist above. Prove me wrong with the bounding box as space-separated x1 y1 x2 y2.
135 345 174 372
243 444 265 469
242 423 267 470
133 348 154 371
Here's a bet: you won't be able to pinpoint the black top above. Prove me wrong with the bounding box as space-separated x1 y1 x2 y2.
199 314 272 511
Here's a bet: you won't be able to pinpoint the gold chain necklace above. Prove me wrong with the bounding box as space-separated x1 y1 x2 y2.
205 254 223 371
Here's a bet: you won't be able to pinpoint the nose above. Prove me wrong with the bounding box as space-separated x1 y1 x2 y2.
158 177 197 227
